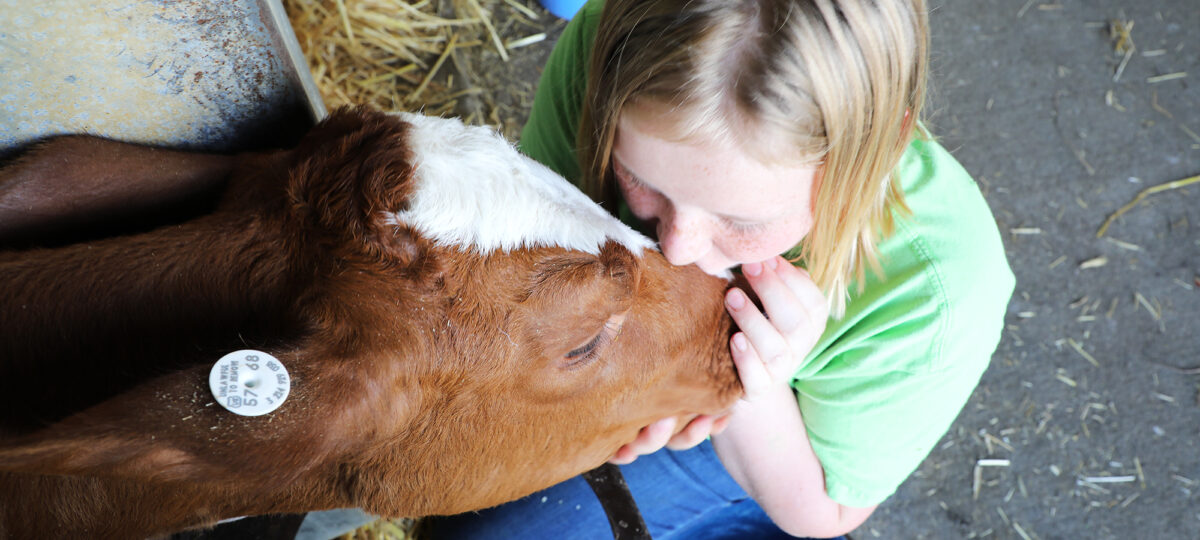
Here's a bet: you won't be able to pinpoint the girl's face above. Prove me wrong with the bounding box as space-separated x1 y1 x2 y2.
612 113 819 274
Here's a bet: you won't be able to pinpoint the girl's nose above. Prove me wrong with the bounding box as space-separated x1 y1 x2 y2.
656 207 711 267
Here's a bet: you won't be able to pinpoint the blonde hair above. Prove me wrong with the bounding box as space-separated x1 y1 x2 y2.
578 0 929 316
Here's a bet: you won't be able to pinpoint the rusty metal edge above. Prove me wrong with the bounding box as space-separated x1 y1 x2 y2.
260 0 328 124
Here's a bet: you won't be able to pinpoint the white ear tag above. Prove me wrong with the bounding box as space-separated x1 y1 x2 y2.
209 349 291 416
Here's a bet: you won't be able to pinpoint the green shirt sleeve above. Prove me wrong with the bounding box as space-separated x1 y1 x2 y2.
517 0 604 184
520 0 1015 509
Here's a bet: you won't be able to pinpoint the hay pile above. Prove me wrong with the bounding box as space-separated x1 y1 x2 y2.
283 0 563 141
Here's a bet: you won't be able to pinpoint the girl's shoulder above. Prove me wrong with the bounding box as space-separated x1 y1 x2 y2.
800 137 1015 378
517 0 606 184
890 136 1015 337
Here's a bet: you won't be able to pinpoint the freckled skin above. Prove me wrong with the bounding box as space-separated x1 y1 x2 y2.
612 112 819 274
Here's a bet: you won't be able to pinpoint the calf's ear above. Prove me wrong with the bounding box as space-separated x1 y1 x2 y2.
285 106 429 268
0 363 327 485
0 425 214 483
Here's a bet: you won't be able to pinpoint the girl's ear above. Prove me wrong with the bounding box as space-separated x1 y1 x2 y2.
888 108 918 159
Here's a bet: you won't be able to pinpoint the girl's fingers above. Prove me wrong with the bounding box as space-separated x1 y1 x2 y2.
611 413 728 464
608 417 676 464
746 256 827 339
731 331 771 401
731 257 830 388
710 414 732 435
666 415 715 450
770 258 828 323
636 417 677 452
609 445 637 465
726 288 790 377
742 257 806 336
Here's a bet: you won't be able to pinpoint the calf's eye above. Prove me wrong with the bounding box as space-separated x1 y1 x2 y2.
564 331 608 366
563 318 622 368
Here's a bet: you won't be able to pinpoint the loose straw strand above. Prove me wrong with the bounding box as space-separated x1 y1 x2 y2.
1096 174 1200 238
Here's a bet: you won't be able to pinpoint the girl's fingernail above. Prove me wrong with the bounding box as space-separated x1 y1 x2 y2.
732 332 748 351
743 262 762 277
765 257 778 270
726 289 746 310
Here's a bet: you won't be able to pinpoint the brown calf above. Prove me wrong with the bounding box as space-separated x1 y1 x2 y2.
0 107 741 538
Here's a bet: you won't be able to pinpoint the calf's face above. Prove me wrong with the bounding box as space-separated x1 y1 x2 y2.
363 242 741 515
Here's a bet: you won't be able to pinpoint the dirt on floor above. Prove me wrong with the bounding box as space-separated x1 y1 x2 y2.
862 2 1199 539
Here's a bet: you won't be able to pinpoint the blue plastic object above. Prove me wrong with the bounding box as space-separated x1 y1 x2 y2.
539 0 586 20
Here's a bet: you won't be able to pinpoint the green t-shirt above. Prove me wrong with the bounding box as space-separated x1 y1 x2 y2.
520 0 1015 508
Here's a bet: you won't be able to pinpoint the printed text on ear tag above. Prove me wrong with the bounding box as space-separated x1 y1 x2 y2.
209 350 290 416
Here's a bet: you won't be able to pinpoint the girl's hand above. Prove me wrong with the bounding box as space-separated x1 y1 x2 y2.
608 256 826 465
726 255 828 401
608 414 733 465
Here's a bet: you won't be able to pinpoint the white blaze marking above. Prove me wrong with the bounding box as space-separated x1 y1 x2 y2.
390 112 653 256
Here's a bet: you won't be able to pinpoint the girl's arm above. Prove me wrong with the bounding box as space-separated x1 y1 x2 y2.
715 256 875 536
711 384 876 537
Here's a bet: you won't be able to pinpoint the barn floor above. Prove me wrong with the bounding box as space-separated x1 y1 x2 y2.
460 1 1200 538
859 2 1199 538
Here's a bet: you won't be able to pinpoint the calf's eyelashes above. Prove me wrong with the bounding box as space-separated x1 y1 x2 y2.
566 328 608 362
518 243 641 367
562 313 626 369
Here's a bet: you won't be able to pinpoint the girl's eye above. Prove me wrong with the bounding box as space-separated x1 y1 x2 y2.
613 161 649 191
723 218 768 234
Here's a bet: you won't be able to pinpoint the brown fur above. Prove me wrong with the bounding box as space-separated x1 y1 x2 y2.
0 107 742 538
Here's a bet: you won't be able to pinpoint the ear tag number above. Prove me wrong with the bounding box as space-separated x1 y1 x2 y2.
209 349 290 416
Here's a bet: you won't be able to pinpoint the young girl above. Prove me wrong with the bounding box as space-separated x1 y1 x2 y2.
427 0 1014 538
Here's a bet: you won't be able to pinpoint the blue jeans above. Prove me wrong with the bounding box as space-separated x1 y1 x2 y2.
424 440 843 540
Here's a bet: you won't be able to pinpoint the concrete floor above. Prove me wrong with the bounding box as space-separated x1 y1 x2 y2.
857 1 1199 538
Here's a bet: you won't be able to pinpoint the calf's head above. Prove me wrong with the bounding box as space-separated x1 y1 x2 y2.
0 108 742 521
297 110 745 514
